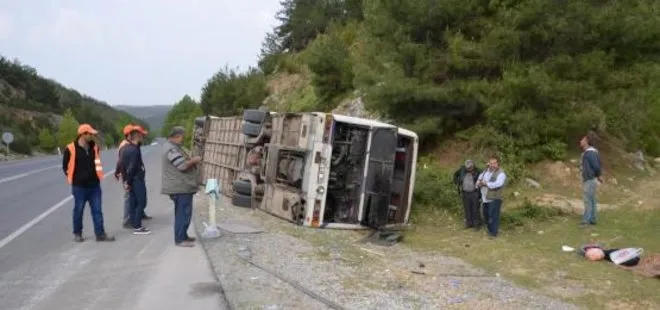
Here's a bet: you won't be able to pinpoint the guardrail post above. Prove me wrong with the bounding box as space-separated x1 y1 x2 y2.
202 178 221 238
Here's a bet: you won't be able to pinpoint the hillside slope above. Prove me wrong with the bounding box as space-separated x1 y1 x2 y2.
0 56 148 154
115 105 171 135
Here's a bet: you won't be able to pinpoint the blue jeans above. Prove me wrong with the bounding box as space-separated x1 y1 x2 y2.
123 191 146 224
483 199 502 237
123 191 130 224
128 178 147 229
170 193 194 244
582 178 598 224
72 185 106 237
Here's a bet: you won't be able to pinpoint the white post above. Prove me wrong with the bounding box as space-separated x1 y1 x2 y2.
57 147 62 156
202 178 221 238
208 194 217 228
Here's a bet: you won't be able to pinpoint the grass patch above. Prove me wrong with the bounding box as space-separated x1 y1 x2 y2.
409 154 660 308
405 207 660 309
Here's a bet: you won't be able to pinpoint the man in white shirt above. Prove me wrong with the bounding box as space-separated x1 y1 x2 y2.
477 155 507 238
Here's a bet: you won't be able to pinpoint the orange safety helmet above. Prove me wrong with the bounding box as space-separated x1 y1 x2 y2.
122 124 134 136
132 125 148 135
77 124 98 135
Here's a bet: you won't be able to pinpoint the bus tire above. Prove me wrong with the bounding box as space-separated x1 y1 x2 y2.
232 179 252 196
232 193 252 208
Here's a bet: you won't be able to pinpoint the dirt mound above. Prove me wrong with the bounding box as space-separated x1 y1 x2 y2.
434 140 471 167
533 193 618 213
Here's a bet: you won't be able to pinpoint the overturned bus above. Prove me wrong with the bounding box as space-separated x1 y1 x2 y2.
192 110 418 230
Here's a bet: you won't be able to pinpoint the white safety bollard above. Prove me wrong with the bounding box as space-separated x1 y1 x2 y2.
202 178 221 239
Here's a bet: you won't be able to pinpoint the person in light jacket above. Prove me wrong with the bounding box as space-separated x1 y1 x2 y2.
161 126 202 247
477 155 507 238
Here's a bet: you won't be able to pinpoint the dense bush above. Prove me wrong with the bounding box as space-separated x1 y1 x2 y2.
254 0 660 163
412 157 565 228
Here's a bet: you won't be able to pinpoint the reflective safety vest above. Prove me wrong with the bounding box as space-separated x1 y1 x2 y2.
66 143 104 184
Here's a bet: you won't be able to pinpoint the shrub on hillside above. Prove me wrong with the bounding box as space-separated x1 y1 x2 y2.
307 30 354 110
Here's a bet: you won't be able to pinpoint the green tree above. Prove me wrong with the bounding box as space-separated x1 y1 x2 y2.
162 95 204 148
0 55 149 153
104 133 115 148
57 109 79 147
199 67 268 117
38 128 56 152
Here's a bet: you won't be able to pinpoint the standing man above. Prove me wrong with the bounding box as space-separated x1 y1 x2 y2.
453 159 482 230
120 126 151 235
115 124 151 228
477 155 507 238
161 126 202 247
62 124 115 242
580 135 602 226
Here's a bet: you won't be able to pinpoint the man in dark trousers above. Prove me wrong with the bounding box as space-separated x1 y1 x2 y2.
120 127 151 235
477 155 507 238
453 159 482 230
115 124 151 228
62 124 115 242
161 126 202 247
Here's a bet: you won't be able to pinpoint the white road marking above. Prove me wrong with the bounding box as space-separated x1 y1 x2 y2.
0 165 60 184
0 169 116 250
0 158 59 170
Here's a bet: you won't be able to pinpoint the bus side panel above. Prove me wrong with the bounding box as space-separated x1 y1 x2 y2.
201 116 247 197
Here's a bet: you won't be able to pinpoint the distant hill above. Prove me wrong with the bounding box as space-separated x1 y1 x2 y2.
115 105 171 135
0 56 148 154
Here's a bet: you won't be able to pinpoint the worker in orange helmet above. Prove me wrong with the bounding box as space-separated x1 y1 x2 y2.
62 124 115 242
115 124 152 228
119 124 152 235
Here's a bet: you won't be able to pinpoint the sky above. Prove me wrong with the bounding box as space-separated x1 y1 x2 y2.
0 0 280 107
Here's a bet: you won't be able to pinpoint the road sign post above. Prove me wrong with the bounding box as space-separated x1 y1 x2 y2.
1 132 14 157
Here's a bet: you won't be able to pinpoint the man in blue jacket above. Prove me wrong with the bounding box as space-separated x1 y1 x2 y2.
580 135 603 226
120 128 151 235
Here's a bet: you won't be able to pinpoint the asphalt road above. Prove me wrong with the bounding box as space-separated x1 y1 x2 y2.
0 145 225 310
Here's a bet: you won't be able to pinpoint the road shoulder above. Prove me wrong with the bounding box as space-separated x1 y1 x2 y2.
192 194 579 310
132 221 227 310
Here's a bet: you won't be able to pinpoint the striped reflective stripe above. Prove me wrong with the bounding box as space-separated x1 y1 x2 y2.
95 167 103 171
94 159 101 164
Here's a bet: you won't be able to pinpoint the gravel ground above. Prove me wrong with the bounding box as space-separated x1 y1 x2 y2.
192 194 581 310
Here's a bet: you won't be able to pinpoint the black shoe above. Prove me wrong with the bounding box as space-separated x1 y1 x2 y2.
74 235 84 242
96 234 116 242
185 236 196 242
122 221 132 229
142 215 153 220
132 227 152 235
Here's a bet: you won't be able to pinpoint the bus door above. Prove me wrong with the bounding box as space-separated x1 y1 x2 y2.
361 127 398 228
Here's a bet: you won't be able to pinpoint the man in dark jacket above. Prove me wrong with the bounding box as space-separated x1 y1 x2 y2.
453 159 482 230
120 128 151 235
62 124 115 242
115 124 151 228
579 135 603 226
